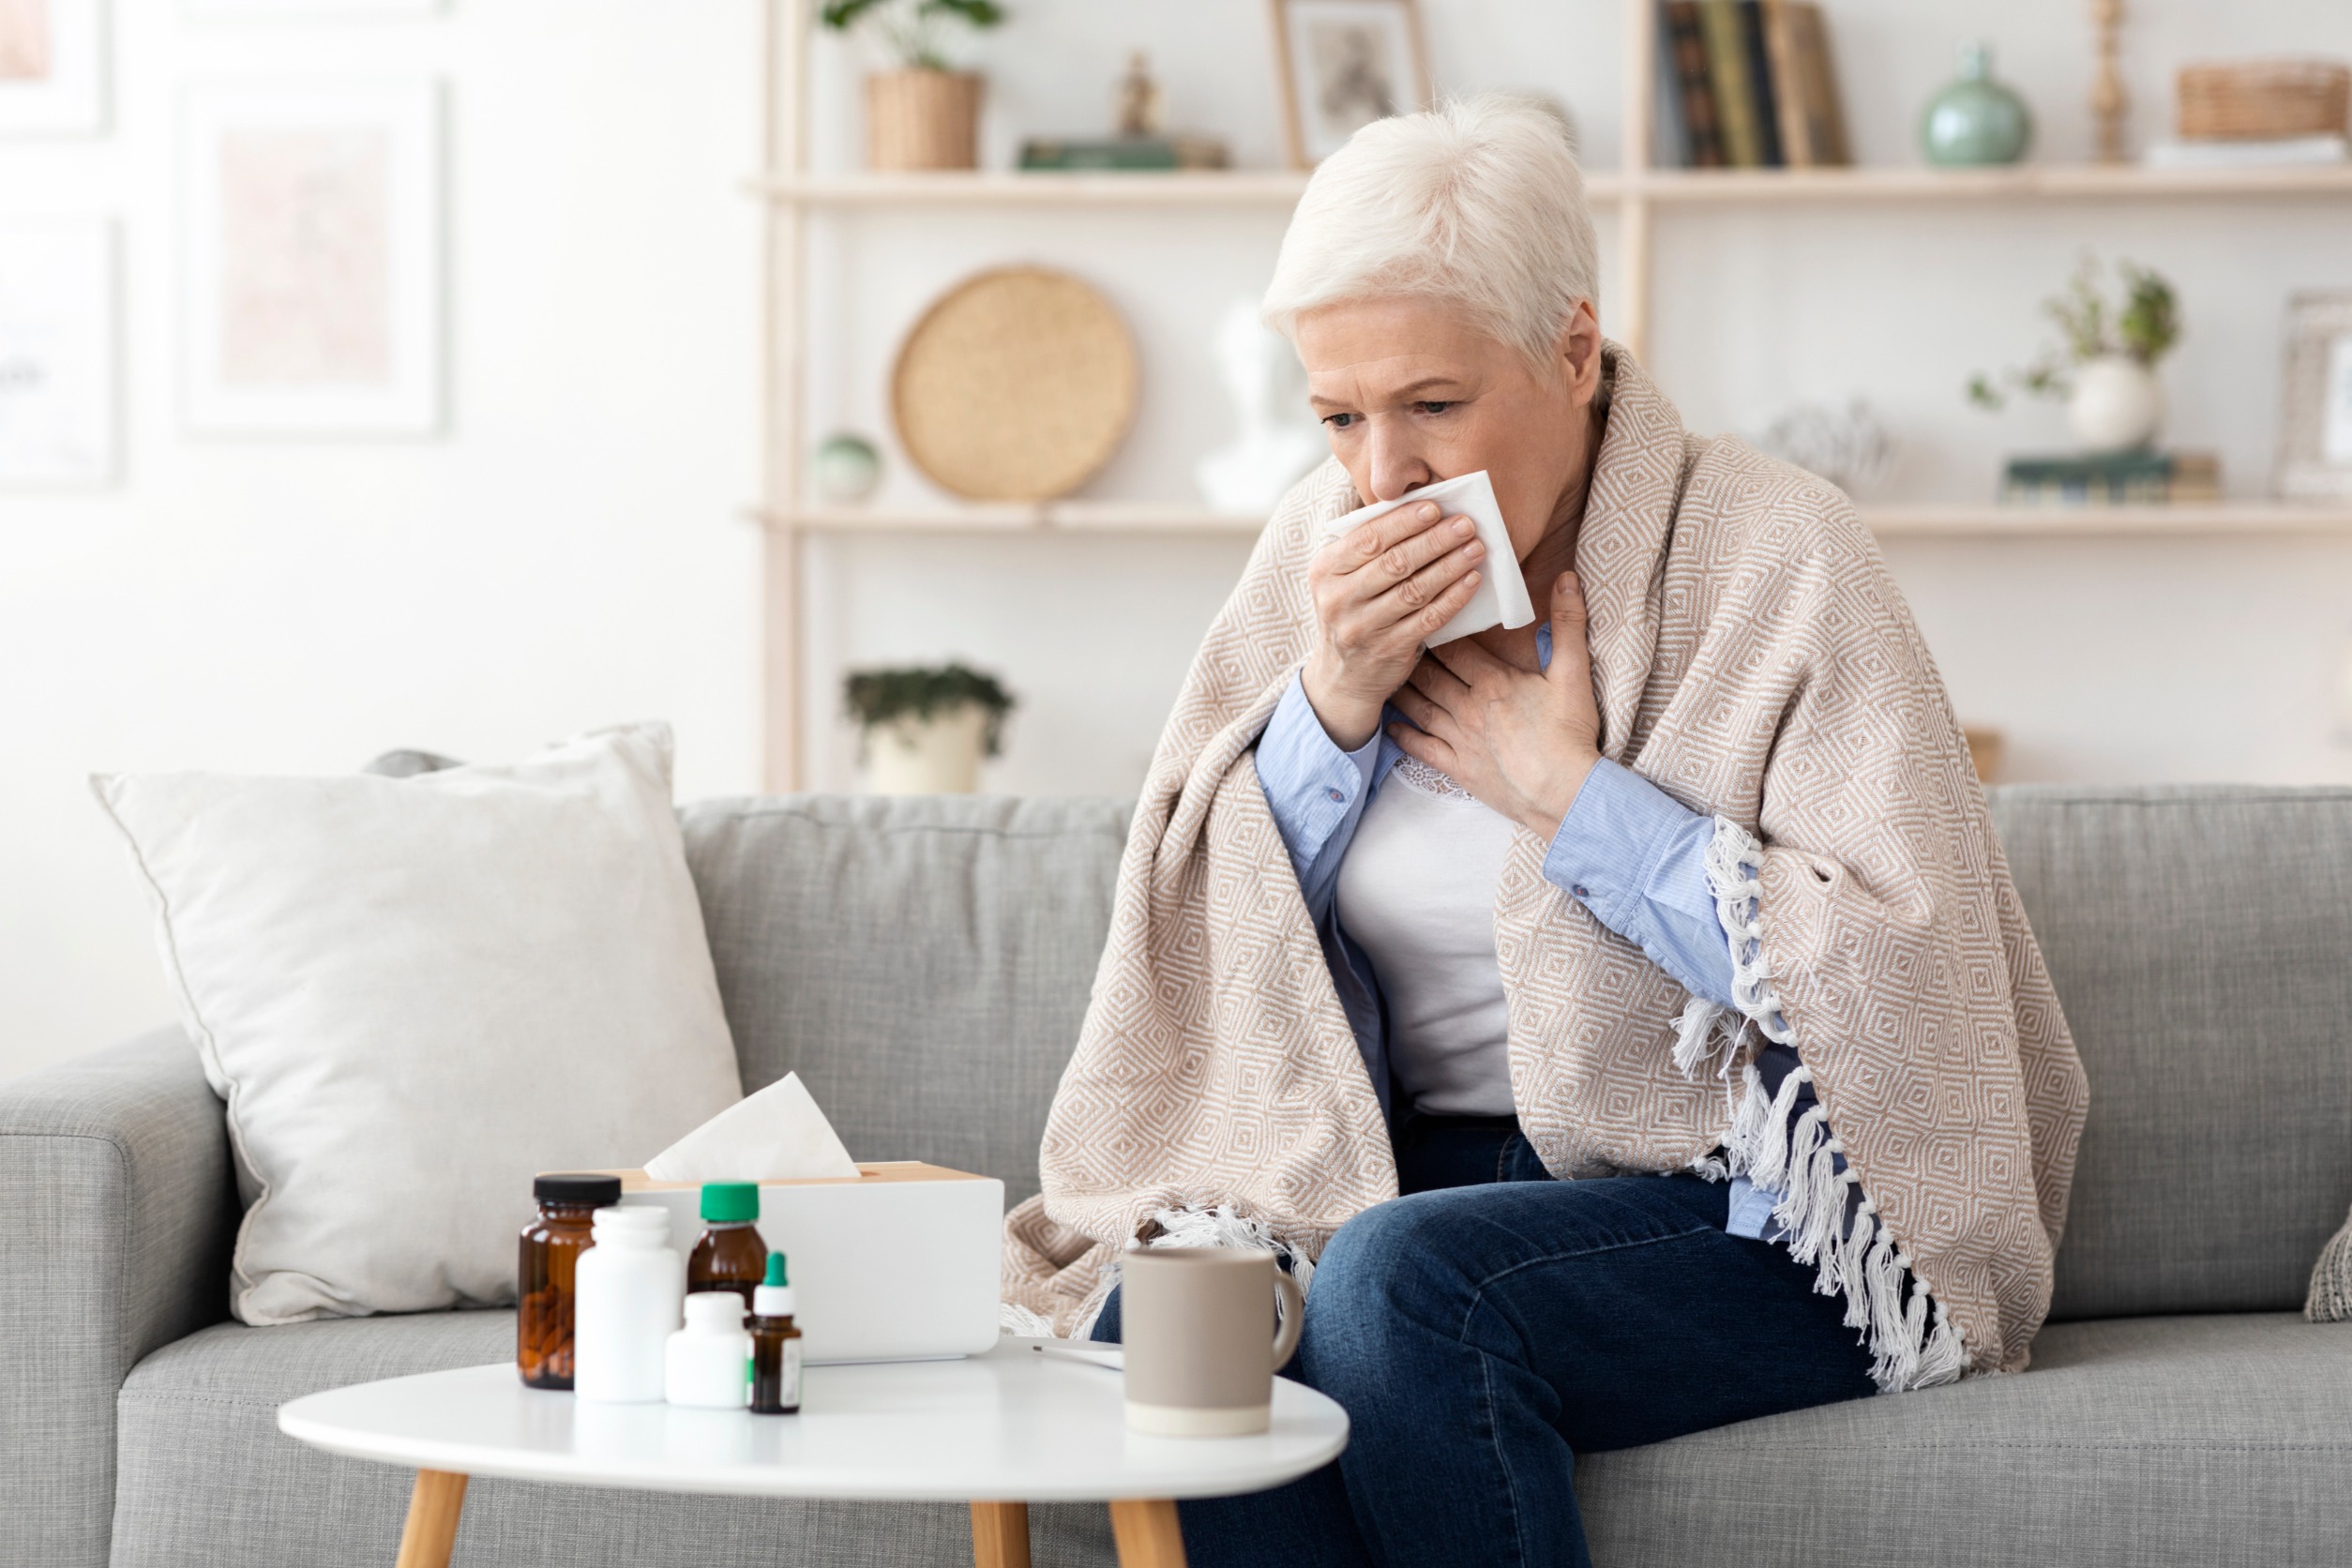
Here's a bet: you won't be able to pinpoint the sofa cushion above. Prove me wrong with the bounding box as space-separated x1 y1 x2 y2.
1579 1312 2352 1567
114 1307 2352 1568
1988 786 2352 1319
112 1312 1116 1568
90 722 745 1324
679 795 1128 1206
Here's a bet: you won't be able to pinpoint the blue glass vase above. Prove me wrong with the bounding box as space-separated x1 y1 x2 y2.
1921 43 2032 167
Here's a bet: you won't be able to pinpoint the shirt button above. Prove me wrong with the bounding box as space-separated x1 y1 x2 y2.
1327 788 1346 803
1573 884 1591 898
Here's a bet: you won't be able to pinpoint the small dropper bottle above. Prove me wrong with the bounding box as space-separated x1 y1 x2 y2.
748 1251 803 1415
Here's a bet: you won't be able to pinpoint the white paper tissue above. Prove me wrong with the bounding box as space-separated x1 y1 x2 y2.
643 1071 860 1184
1321 470 1536 646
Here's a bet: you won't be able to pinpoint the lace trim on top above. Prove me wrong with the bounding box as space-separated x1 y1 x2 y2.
1391 754 1475 801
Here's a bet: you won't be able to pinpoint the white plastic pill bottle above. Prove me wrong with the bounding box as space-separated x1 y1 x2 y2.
665 1290 752 1409
574 1206 684 1404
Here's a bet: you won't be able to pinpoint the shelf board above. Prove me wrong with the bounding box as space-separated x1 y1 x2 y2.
1637 161 2352 204
761 502 2352 538
750 171 1319 206
755 162 2352 209
761 503 1268 534
1862 503 2352 537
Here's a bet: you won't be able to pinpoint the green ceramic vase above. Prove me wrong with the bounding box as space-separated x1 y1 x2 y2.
1921 43 2032 167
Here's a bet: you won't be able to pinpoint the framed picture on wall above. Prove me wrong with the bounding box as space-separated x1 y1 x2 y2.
181 81 442 436
2281 291 2352 501
0 219 115 485
1268 0 1431 170
0 0 107 136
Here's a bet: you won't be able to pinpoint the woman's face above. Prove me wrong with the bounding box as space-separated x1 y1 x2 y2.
1294 294 1605 562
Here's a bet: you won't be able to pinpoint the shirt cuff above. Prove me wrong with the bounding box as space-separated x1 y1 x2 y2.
1540 757 1704 930
1254 671 1383 874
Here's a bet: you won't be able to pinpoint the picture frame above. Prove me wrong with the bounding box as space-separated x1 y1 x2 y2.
0 0 107 137
180 81 443 436
2280 291 2352 501
1267 0 1431 170
0 219 116 486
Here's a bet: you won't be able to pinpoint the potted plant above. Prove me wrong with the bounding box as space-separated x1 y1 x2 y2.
1968 254 2181 450
821 0 1006 172
844 662 1016 794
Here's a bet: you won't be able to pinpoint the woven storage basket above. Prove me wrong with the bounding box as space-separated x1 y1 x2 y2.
866 69 982 171
891 267 1138 503
2177 59 2349 141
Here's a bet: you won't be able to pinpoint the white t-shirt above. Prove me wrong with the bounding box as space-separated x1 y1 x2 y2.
1333 757 1519 1118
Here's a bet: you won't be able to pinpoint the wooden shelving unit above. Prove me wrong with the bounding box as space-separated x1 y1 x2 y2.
757 0 2352 788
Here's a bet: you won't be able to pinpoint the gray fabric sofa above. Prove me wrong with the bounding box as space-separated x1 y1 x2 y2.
8 786 2352 1568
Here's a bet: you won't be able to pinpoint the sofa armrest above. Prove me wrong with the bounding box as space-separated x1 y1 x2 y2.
0 1027 238 1568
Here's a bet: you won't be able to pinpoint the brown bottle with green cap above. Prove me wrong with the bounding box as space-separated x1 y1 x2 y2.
749 1251 803 1416
686 1182 766 1310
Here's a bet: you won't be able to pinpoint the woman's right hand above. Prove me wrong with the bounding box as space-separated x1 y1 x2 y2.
1301 501 1485 750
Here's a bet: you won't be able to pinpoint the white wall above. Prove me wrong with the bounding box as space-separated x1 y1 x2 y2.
6 0 2351 1081
0 0 765 1079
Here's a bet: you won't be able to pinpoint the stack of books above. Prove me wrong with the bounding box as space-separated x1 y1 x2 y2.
1999 451 2222 506
1656 0 1848 169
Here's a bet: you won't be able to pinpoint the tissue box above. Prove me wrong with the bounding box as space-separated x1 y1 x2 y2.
601 1162 1003 1365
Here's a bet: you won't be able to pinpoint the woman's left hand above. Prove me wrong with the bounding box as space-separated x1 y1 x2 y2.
1388 571 1603 841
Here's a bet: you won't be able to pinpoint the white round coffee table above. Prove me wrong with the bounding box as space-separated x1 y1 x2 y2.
278 1336 1349 1568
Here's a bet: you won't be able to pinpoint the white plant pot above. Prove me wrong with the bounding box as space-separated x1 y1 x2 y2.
864 707 990 795
2067 355 2165 451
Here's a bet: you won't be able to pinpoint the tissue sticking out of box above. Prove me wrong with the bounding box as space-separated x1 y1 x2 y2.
643 1071 860 1184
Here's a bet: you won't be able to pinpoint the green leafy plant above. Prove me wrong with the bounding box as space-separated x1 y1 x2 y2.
843 663 1016 756
1967 253 2181 410
820 0 1005 70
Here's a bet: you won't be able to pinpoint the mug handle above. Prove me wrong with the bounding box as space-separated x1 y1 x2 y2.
1271 1271 1304 1371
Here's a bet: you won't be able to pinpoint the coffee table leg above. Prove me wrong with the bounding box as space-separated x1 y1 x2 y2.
394 1470 469 1568
1108 1499 1185 1568
968 1500 1032 1568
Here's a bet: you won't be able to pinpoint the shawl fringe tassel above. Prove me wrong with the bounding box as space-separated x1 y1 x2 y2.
1699 815 1968 1395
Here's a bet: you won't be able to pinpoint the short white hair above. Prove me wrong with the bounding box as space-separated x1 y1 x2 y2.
1261 95 1600 373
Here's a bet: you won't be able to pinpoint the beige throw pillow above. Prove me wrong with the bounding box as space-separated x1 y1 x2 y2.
92 722 744 1324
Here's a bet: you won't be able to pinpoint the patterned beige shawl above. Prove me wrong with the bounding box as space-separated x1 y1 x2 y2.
1005 347 2088 1389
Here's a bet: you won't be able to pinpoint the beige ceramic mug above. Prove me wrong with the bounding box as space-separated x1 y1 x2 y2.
1121 1247 1304 1436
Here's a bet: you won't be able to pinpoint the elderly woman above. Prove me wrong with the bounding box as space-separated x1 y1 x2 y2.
1004 97 2087 1568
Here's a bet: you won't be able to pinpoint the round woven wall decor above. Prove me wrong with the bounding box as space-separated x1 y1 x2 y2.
891 266 1139 503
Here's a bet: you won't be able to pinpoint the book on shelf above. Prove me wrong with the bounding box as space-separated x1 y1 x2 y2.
1763 0 1849 166
1017 136 1229 172
1659 1 1847 170
1696 1 1764 167
1736 0 1784 168
1660 4 1725 167
1999 450 2222 506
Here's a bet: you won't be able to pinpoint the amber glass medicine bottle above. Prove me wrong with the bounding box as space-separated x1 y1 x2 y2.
517 1172 622 1389
686 1182 767 1308
749 1251 803 1415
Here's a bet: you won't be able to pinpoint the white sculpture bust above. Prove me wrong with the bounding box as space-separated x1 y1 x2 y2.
1195 299 1327 516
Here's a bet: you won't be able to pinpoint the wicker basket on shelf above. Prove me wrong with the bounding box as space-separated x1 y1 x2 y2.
2177 59 2350 141
866 69 983 171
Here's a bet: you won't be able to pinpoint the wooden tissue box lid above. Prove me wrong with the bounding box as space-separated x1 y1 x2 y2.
585 1161 991 1191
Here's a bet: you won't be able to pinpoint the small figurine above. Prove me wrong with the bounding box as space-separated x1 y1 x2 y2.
1116 51 1166 140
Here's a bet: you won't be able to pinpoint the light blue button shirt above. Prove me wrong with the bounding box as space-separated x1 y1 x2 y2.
1251 624 1787 1239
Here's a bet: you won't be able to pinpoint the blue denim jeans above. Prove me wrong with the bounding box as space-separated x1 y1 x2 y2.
1090 1115 1876 1568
